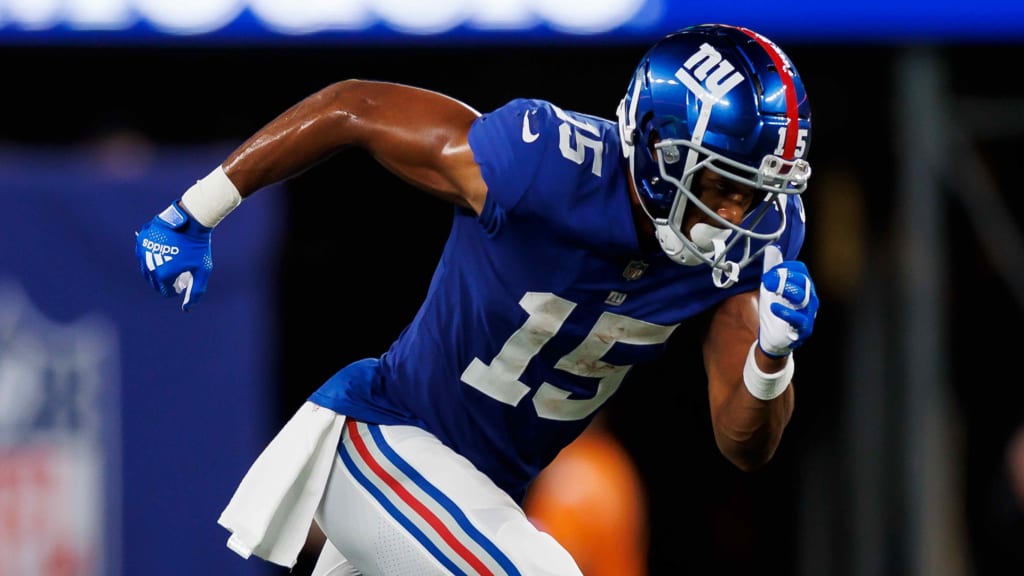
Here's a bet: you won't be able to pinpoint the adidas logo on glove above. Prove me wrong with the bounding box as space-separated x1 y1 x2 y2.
141 238 179 272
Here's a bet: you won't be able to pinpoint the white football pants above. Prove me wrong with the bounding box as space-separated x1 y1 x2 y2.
309 419 582 576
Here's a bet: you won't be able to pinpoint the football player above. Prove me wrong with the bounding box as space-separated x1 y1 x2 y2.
135 23 819 576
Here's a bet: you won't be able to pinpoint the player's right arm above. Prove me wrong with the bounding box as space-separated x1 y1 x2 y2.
223 79 488 213
134 80 488 310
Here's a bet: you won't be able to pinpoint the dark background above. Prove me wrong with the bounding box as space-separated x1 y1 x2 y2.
5 40 1023 575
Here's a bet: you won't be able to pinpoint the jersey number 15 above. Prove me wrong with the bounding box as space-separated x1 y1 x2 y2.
460 291 677 422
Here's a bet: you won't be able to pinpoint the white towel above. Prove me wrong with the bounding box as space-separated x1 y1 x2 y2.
218 401 346 568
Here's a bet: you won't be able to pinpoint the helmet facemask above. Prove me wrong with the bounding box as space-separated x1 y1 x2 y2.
642 138 811 287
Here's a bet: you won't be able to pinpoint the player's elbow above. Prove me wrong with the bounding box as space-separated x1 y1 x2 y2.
710 386 794 471
713 428 782 472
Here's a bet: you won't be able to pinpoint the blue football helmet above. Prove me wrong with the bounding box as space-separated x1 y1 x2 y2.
617 23 812 287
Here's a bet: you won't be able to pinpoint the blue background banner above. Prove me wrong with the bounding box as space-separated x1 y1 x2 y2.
1 0 1022 45
0 144 282 576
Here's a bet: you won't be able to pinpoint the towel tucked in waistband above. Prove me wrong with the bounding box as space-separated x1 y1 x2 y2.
218 401 346 568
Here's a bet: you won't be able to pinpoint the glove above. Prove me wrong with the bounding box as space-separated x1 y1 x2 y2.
757 244 819 357
135 202 213 311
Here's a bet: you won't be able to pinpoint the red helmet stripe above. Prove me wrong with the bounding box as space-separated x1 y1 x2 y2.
735 26 800 159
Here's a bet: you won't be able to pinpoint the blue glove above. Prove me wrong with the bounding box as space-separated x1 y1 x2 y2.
757 244 819 357
135 202 213 311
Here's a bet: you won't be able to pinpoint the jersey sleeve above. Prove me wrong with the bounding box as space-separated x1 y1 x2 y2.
467 98 565 216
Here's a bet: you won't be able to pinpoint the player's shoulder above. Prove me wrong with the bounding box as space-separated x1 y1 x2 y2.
468 97 624 212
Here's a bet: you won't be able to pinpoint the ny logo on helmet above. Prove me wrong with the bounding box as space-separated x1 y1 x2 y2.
675 43 744 104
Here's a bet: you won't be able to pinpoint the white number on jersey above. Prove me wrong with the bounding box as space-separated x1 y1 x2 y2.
551 105 605 177
460 291 677 421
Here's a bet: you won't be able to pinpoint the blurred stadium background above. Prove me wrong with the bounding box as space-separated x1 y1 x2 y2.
1 1 1023 574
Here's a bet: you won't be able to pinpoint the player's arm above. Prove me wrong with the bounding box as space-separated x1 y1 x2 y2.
704 290 793 470
223 79 487 213
703 245 818 471
135 80 487 310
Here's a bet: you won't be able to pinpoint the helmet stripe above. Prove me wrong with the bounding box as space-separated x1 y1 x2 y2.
735 26 800 159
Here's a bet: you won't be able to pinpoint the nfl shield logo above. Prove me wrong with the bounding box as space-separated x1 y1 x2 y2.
622 260 648 281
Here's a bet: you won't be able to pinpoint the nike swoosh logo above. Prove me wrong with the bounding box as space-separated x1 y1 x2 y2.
522 110 539 143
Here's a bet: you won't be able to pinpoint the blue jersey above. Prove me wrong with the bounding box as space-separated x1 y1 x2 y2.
310 98 806 503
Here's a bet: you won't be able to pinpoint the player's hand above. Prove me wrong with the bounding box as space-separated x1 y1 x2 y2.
135 202 213 311
757 244 819 357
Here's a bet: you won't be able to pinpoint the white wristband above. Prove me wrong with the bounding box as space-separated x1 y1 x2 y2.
180 165 243 228
742 340 794 401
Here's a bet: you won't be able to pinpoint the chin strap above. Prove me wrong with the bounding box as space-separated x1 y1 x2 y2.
706 233 740 287
655 222 741 288
711 258 740 288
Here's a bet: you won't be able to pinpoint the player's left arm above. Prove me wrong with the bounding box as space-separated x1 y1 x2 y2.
703 245 818 471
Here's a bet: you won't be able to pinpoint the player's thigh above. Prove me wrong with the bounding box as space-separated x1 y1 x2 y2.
316 420 582 576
